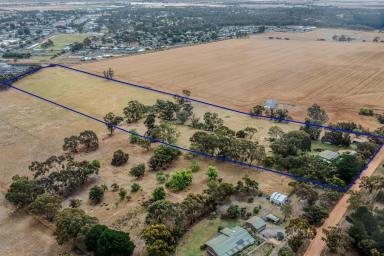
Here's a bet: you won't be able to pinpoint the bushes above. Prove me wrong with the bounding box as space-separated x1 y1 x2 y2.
148 145 181 171
131 183 141 192
165 170 193 191
111 150 129 166
130 163 145 178
378 115 384 124
359 107 374 116
153 186 166 201
89 185 105 204
85 224 135 256
189 160 200 172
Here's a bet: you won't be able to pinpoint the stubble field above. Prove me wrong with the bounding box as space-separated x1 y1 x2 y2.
77 30 384 130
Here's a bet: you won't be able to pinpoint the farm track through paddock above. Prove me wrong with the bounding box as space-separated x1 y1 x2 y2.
77 32 384 130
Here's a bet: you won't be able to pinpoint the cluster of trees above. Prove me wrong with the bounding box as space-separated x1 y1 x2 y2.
6 153 100 209
41 39 54 48
250 104 289 121
320 176 384 255
2 52 31 59
190 128 266 164
284 185 333 253
63 130 99 153
262 104 380 187
54 208 135 255
148 145 181 171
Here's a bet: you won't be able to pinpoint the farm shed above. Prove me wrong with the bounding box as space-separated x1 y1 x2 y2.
319 150 339 162
245 216 266 233
270 192 287 205
205 226 255 256
264 99 277 109
265 214 280 224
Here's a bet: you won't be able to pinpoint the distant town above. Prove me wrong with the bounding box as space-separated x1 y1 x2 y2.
2 3 374 68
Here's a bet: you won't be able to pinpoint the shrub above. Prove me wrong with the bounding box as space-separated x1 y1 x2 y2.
91 160 101 168
189 160 200 172
248 197 254 203
253 206 260 215
130 163 145 178
225 205 240 219
131 183 141 192
359 107 374 116
119 188 127 201
129 129 139 144
69 199 81 208
148 145 181 171
89 185 104 204
376 190 384 203
207 166 218 182
378 115 384 124
152 187 166 201
111 183 119 191
156 172 167 183
165 170 193 191
111 150 129 166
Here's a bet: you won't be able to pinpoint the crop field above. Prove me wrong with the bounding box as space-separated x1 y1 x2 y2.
77 31 384 130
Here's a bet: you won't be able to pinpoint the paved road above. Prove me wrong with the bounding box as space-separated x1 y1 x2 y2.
304 146 384 256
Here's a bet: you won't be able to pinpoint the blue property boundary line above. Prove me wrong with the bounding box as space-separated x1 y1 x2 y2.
1 64 383 192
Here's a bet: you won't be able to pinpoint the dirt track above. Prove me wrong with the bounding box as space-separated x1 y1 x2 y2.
77 32 384 129
304 146 384 256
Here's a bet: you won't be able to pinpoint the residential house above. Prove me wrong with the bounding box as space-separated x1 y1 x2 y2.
205 226 255 256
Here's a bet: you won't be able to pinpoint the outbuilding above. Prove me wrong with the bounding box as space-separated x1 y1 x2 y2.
265 213 280 224
245 216 267 233
270 192 288 205
319 150 339 162
264 99 278 110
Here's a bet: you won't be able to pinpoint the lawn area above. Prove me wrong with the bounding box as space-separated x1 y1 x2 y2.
176 218 240 256
37 33 91 52
311 140 343 152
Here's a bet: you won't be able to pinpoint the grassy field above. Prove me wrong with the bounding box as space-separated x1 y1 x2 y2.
176 218 240 256
37 34 90 52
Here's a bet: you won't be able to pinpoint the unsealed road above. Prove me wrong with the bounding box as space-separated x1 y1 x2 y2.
304 146 384 256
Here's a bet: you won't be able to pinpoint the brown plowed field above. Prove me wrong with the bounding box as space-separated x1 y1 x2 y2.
77 33 384 130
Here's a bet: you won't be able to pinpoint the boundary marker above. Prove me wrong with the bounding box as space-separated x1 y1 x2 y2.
1 64 383 193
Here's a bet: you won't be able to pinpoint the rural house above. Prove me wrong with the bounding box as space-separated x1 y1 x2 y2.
270 192 287 205
205 226 255 256
245 216 267 233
